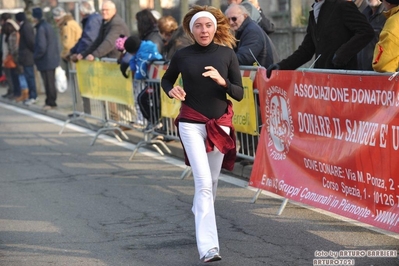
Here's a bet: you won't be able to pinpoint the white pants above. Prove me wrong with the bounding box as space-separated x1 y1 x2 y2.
178 122 229 259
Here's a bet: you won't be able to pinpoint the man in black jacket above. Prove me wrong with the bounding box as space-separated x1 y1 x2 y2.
267 0 374 77
32 7 60 110
16 12 38 105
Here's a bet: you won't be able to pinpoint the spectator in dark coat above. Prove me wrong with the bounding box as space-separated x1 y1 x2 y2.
226 3 279 161
32 7 60 110
15 12 38 105
357 0 386 70
247 0 275 35
354 0 369 12
69 0 102 61
225 4 278 68
1 13 14 99
267 0 374 77
163 26 193 61
69 0 102 115
2 19 22 101
157 15 192 61
136 9 164 55
77 0 129 61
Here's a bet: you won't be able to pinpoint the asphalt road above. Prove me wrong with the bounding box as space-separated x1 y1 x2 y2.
0 103 398 266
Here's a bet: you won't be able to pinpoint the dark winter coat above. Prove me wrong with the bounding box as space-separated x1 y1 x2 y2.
234 17 269 67
70 12 102 54
163 26 192 61
278 0 374 70
357 4 386 71
34 19 60 71
142 28 164 56
258 8 275 35
18 20 35 66
81 14 129 59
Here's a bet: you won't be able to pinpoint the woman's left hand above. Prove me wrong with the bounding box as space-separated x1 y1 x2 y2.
202 66 227 88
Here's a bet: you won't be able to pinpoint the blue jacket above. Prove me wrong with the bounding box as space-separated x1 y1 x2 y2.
129 40 162 79
70 13 102 54
234 17 268 67
34 19 60 71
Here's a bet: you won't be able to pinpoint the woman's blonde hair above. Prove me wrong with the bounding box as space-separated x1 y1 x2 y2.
158 15 178 35
182 5 236 49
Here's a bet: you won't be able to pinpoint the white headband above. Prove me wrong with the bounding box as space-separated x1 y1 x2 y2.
189 11 217 33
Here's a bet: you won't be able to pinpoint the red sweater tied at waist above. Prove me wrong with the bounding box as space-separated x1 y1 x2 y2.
175 101 237 171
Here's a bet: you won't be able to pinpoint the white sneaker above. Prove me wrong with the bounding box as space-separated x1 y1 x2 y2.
202 247 221 263
24 98 37 106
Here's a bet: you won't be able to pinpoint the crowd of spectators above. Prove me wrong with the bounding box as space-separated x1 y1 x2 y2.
1 0 397 110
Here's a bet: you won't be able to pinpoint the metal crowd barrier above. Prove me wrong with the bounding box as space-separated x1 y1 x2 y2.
60 59 261 178
59 59 131 145
128 78 172 160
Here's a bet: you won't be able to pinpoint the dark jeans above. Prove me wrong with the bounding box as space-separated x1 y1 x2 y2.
2 68 13 95
40 69 57 107
9 68 21 97
23 65 37 99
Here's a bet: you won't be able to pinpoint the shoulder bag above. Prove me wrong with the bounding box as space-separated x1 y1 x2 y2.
4 54 17 68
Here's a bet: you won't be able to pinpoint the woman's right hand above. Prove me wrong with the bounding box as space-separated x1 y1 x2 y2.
168 86 186 101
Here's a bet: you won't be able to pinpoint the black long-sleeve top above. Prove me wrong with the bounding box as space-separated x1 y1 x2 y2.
161 41 244 120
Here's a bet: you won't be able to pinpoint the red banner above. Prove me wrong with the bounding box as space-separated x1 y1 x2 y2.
249 68 399 234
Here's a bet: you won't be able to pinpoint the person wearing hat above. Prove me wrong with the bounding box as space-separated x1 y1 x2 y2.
52 6 82 61
124 34 162 80
122 34 163 126
15 12 38 105
372 0 399 72
32 7 60 110
52 6 81 83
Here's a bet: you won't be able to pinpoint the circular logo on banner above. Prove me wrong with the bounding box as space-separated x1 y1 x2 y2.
265 86 294 160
